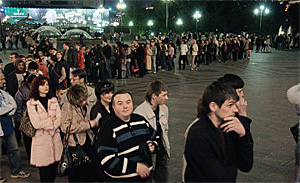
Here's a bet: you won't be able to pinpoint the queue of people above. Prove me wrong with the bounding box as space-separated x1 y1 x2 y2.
0 55 255 182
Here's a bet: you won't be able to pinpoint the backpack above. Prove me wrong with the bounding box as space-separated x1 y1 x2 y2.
20 105 37 137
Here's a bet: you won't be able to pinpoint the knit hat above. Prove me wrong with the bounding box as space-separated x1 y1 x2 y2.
0 59 3 64
287 83 300 105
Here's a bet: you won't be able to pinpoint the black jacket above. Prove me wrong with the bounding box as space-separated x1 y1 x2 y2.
184 114 253 182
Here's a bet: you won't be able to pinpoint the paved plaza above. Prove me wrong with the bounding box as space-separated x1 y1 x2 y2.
0 45 299 182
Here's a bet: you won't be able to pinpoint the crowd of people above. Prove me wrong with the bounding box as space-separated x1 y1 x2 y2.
0 47 255 182
0 27 297 183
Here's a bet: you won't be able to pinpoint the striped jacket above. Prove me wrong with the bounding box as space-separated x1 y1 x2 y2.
96 113 160 182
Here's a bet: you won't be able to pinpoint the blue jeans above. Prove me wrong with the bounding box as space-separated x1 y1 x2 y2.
151 56 156 73
168 56 174 70
106 59 111 79
126 62 131 78
0 132 22 175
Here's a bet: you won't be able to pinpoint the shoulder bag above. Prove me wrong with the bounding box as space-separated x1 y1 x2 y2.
20 105 37 138
58 122 92 176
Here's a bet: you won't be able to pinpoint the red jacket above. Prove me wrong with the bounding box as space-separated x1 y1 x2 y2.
77 50 85 68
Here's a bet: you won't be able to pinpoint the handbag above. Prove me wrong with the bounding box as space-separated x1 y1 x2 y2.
19 105 37 138
57 122 92 176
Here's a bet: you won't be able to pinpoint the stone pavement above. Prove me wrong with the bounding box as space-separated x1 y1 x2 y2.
0 45 299 182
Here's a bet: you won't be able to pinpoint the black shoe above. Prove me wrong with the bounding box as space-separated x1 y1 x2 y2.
138 75 143 78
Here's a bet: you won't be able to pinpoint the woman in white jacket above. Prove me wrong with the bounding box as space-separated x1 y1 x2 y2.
179 40 188 70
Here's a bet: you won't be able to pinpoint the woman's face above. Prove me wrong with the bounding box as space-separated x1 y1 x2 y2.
48 57 54 64
78 99 87 107
101 91 113 104
38 80 49 95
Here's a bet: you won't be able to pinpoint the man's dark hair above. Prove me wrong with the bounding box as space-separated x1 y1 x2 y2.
197 81 239 117
19 55 25 59
71 68 86 82
217 74 244 89
10 52 19 59
145 80 167 105
63 42 70 47
112 89 133 106
103 38 107 43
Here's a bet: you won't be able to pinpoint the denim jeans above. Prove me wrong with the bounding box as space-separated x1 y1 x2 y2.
151 56 156 73
126 62 131 78
0 132 22 175
106 59 111 79
168 56 174 70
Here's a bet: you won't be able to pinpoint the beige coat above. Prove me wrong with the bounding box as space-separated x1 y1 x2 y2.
27 97 63 167
146 48 152 70
60 101 94 147
134 101 170 157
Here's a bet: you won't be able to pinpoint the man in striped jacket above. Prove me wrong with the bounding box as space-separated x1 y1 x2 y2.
95 89 160 182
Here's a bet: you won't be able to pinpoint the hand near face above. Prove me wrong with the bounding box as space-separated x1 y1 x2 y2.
236 97 248 117
220 117 246 137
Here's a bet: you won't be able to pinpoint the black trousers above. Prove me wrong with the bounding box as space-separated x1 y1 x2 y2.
179 55 187 69
39 161 59 182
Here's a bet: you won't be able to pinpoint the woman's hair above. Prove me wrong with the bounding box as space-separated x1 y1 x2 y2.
197 81 239 118
29 75 53 100
66 84 88 106
95 80 114 101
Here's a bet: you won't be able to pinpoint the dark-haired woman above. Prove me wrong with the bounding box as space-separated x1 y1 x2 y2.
91 81 114 182
60 85 98 182
48 55 66 95
27 76 62 182
15 75 36 161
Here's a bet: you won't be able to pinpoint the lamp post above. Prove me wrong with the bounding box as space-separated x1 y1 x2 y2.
148 20 153 38
99 4 106 31
117 0 126 26
163 0 173 34
254 5 269 33
193 11 201 32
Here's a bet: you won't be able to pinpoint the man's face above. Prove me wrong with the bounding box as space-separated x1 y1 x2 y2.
0 73 6 88
9 55 17 63
112 93 133 121
17 62 25 71
56 89 65 102
70 75 83 85
153 91 168 105
0 63 3 71
102 41 107 46
63 44 67 50
101 91 113 104
214 98 239 122
236 88 244 98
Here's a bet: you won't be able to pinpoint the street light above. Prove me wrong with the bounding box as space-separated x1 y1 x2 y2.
254 5 269 33
193 11 201 32
176 18 182 26
129 21 133 26
148 20 153 26
117 0 126 26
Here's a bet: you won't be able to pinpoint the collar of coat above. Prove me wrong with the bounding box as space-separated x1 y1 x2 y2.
142 101 166 120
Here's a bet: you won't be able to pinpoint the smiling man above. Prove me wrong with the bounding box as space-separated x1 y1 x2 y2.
96 89 161 182
184 81 253 182
134 80 170 182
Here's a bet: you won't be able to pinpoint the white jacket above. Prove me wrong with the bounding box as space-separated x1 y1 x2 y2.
0 89 17 137
134 101 170 157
